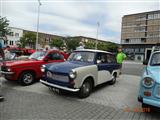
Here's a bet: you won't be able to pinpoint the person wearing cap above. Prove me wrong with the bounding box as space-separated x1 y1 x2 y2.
116 46 126 74
76 42 85 50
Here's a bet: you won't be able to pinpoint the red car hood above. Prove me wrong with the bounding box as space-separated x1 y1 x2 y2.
3 59 41 67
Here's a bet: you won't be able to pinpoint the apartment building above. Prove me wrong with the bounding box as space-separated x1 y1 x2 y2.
5 27 23 47
121 10 160 61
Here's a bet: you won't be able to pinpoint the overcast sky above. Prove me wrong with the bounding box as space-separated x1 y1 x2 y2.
1 0 159 43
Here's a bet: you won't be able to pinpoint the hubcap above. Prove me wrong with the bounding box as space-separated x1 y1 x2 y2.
82 82 90 94
23 73 33 84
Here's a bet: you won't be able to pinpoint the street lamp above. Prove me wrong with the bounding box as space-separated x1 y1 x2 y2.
95 22 100 50
36 0 42 50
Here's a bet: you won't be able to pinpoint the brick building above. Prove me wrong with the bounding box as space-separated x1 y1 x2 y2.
121 10 160 61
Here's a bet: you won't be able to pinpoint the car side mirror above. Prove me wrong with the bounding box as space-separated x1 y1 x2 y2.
44 58 49 62
143 59 148 65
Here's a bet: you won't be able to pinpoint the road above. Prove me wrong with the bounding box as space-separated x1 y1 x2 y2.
122 61 144 76
0 61 159 120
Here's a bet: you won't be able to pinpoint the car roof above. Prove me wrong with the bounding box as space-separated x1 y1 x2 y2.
74 49 112 54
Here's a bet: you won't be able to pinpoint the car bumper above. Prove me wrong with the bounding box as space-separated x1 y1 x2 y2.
40 79 79 92
138 96 160 108
0 71 14 75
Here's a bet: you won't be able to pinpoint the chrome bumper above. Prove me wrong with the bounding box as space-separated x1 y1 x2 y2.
0 71 14 75
40 80 79 92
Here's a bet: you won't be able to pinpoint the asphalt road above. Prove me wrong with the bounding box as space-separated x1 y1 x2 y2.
122 61 144 76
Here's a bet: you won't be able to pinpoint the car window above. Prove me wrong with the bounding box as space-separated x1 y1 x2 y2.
68 52 95 63
150 53 160 66
107 54 117 63
97 53 108 63
48 52 64 60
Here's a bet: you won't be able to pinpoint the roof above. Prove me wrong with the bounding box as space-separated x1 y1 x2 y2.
123 10 160 17
74 49 112 54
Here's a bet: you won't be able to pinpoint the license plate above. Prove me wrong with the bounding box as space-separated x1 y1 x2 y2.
157 87 160 96
52 88 60 93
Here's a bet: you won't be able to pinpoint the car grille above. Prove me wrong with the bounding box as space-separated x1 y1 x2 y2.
1 66 7 72
46 71 69 82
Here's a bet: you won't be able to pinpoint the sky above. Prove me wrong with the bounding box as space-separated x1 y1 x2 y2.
1 0 159 43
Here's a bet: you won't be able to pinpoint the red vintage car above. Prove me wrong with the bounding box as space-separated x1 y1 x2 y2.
0 50 69 86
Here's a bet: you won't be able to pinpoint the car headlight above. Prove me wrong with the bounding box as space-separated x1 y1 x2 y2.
143 77 154 88
41 65 46 72
7 68 11 72
69 70 77 79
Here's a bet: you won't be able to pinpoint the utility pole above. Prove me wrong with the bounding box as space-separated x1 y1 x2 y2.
36 0 42 50
95 22 100 50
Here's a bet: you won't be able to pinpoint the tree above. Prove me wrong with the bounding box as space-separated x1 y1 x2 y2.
50 38 64 49
20 32 36 49
0 16 10 37
65 37 80 51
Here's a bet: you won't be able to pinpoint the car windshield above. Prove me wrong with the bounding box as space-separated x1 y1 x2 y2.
68 51 95 63
150 52 160 66
29 51 46 60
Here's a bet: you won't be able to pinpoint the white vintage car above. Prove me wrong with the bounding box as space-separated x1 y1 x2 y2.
40 49 121 98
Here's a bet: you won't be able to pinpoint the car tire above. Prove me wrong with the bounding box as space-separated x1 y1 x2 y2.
18 71 35 86
109 74 117 85
79 80 93 98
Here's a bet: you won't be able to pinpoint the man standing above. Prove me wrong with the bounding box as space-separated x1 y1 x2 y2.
116 46 126 74
76 42 85 50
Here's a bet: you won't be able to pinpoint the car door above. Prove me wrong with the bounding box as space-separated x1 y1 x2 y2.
96 53 113 85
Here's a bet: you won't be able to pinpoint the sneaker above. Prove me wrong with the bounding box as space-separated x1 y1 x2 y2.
0 95 4 102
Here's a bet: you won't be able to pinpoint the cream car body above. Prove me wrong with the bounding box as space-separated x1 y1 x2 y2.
40 49 121 98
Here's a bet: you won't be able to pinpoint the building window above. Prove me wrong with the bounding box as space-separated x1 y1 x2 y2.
125 39 129 43
148 13 160 20
140 48 145 53
4 40 8 45
135 48 139 53
141 38 146 43
134 27 145 32
10 41 14 45
9 32 14 36
15 33 19 37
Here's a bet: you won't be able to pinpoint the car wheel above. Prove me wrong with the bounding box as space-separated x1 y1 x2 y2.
109 74 117 85
79 80 92 98
19 71 35 86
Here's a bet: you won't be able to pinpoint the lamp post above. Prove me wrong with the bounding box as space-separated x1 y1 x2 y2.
95 22 100 50
36 0 42 50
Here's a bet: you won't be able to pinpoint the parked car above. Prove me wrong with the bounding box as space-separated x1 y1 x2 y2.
40 49 121 98
138 51 160 109
0 50 68 86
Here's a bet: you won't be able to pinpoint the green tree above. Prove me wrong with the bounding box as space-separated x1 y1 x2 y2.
0 16 10 37
65 37 80 51
20 32 36 48
106 42 118 52
50 38 64 49
84 42 95 49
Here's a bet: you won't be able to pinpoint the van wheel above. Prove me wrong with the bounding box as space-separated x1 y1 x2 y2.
109 74 117 85
19 71 35 86
79 80 92 98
